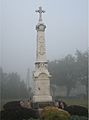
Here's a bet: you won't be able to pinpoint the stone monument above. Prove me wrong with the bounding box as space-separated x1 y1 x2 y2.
33 7 52 103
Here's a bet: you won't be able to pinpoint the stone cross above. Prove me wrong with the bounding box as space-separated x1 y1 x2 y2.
36 7 45 21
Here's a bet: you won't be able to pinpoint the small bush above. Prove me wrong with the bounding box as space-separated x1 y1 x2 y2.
64 105 88 117
40 106 70 120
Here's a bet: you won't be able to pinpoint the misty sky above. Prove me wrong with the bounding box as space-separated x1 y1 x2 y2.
0 0 88 81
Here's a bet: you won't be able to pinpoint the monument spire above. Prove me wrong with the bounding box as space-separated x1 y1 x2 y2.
35 6 45 22
33 7 52 103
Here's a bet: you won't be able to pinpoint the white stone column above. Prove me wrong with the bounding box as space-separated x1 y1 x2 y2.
33 7 52 102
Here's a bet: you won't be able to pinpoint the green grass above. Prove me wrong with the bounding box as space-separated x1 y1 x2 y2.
55 96 88 107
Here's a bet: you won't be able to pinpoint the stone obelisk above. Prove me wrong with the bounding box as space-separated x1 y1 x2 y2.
33 7 52 102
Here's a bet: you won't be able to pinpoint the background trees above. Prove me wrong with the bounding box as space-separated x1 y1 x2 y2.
0 69 29 100
0 50 88 99
48 50 88 97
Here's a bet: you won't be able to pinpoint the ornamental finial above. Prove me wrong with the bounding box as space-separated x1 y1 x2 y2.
35 7 45 21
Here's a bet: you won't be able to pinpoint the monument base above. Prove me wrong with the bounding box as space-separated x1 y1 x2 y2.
33 95 52 103
32 101 54 109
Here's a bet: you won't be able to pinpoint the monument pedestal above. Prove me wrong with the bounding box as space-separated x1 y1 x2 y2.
32 101 54 109
33 95 52 103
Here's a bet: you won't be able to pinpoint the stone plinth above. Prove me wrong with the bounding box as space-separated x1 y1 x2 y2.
33 95 52 102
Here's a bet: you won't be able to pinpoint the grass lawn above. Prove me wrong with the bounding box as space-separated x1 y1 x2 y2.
55 96 88 107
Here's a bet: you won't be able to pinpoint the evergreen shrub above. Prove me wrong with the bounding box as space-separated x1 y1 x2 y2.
40 106 70 120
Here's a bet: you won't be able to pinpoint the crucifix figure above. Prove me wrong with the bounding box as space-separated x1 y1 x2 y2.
36 6 45 21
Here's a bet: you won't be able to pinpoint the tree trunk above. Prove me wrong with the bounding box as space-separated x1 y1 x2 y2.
66 86 71 97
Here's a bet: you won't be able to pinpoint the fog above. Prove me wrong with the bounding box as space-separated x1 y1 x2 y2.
0 0 88 81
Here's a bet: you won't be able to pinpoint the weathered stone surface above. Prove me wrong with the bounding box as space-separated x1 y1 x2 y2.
33 7 52 102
